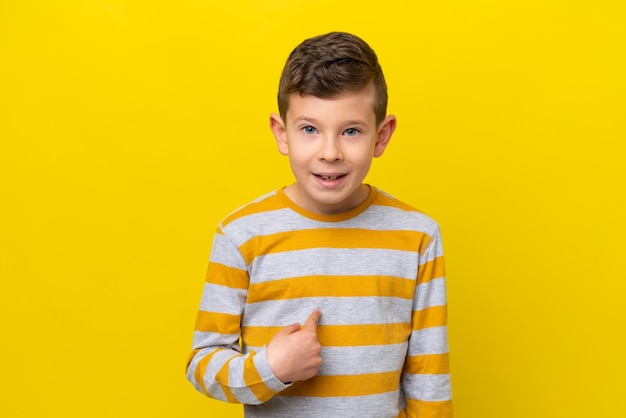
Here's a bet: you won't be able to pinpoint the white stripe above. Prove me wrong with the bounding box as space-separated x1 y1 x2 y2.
187 347 229 401
199 283 246 314
209 233 247 269
413 277 447 311
186 347 215 393
242 296 413 327
407 326 449 356
318 344 407 375
251 248 419 282
421 230 443 259
403 373 452 401
243 391 403 418
252 348 290 393
226 354 261 404
192 330 240 351
203 349 241 399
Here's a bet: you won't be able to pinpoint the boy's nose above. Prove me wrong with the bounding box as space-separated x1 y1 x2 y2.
318 136 343 161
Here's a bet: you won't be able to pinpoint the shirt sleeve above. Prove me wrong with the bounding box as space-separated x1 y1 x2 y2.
185 228 290 404
403 227 453 417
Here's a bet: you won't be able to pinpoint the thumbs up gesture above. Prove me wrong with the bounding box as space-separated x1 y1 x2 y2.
266 310 323 383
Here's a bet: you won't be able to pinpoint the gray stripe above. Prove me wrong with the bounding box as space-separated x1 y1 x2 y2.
422 230 443 258
186 347 216 393
413 278 447 310
242 296 413 327
187 347 230 402
244 391 403 418
403 373 452 401
192 330 240 350
251 248 419 282
319 344 407 375
203 349 240 398
209 233 247 270
251 347 291 393
407 326 450 356
226 354 261 404
199 283 246 314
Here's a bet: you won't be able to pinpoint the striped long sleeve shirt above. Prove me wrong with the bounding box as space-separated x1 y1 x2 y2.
186 186 453 418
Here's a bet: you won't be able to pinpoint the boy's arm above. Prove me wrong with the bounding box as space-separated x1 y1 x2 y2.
403 228 453 418
185 230 289 404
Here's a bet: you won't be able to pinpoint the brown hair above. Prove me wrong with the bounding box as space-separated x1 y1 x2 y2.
277 32 388 125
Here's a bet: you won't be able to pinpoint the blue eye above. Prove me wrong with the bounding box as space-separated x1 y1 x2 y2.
302 126 317 134
344 128 359 136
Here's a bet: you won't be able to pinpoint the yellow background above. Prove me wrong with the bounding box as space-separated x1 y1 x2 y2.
1 1 624 416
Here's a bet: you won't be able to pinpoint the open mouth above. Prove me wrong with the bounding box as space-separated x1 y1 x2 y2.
315 174 346 181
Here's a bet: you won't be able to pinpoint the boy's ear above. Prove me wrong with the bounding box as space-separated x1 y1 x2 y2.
373 115 397 157
269 113 289 156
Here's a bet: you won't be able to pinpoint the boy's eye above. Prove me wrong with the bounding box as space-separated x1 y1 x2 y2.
344 128 359 136
302 126 317 134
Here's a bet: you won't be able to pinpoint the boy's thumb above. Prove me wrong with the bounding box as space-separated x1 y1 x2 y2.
278 322 301 336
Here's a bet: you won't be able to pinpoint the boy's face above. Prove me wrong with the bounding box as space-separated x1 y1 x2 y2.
270 83 396 215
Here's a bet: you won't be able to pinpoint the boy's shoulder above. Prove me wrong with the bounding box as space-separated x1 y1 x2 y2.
370 187 441 236
217 190 287 231
215 187 441 239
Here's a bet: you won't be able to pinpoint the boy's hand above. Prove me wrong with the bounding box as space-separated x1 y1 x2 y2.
266 310 323 383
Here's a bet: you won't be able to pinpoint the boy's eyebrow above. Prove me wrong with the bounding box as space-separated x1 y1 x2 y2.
292 115 316 123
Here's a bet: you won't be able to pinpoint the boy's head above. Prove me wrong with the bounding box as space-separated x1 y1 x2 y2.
277 32 388 125
270 32 396 215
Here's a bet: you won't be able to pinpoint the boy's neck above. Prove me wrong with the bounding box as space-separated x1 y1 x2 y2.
282 183 373 216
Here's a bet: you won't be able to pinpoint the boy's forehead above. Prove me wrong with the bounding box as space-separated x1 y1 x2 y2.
285 85 377 123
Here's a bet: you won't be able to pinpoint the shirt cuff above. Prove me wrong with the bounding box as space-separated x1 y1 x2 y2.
254 346 293 392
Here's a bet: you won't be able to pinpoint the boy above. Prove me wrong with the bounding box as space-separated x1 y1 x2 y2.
186 32 452 418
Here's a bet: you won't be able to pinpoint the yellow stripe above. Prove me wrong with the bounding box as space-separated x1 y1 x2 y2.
242 323 411 348
220 193 284 228
404 353 450 375
247 275 415 302
411 305 447 330
243 351 276 403
375 192 423 214
186 348 202 371
215 357 239 403
206 262 249 289
281 371 401 397
194 348 223 396
240 228 430 264
241 326 280 347
417 256 445 284
195 311 241 334
405 399 453 418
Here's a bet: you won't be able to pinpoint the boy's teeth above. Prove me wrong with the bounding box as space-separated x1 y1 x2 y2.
320 175 339 180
